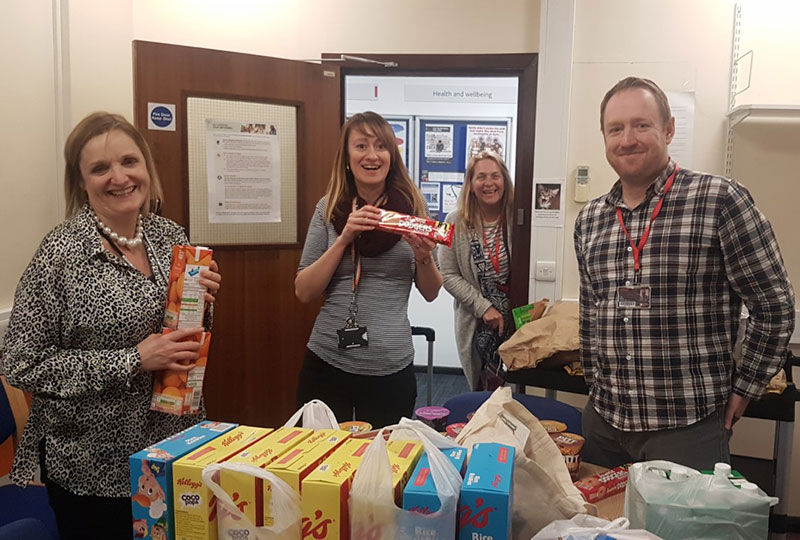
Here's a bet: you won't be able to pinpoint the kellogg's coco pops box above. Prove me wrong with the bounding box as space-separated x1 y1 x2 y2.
150 330 211 416
172 426 273 540
130 421 236 540
164 245 213 330
301 438 372 540
458 443 515 540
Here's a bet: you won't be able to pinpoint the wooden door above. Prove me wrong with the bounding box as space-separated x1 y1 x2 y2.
133 41 340 426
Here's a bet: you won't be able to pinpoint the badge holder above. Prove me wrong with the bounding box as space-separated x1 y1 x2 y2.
338 293 368 349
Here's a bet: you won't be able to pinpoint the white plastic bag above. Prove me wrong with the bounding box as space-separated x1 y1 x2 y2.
349 418 463 540
625 460 778 540
284 399 339 429
533 515 664 540
202 462 301 540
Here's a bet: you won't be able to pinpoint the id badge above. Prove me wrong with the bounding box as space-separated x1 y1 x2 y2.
617 285 651 309
337 325 369 349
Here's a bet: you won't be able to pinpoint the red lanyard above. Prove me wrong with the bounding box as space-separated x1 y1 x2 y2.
482 225 502 274
616 167 678 273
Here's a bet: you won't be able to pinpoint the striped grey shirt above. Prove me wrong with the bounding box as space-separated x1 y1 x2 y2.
298 197 421 376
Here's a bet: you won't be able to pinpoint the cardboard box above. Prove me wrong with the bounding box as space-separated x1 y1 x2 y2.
458 443 515 540
150 330 211 416
266 429 351 494
301 438 372 540
403 446 467 515
217 427 313 530
387 440 423 505
130 421 237 540
172 426 272 540
164 245 213 330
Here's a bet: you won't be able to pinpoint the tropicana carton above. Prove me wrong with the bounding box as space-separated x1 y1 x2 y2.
150 330 211 416
130 421 237 540
458 442 515 540
301 438 373 540
217 427 313 530
172 425 273 540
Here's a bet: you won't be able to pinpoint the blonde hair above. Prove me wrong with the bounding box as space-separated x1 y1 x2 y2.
324 112 427 221
455 151 514 230
64 112 163 218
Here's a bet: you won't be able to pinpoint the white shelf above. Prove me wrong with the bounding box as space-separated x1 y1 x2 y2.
727 104 800 127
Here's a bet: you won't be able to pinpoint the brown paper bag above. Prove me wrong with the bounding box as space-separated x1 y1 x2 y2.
499 301 580 370
455 387 596 539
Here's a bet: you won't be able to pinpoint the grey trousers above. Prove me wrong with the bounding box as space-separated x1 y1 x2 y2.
581 402 731 471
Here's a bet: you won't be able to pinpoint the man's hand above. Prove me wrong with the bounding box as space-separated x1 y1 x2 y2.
724 393 750 430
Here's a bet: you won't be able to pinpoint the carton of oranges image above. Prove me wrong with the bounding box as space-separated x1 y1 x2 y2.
151 329 211 415
164 245 213 330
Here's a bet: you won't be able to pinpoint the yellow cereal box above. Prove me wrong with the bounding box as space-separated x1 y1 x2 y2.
301 438 372 540
173 426 272 540
266 429 351 494
386 440 424 504
218 427 313 529
164 245 213 330
150 330 211 416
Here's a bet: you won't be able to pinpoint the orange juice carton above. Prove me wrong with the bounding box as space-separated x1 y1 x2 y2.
301 438 372 540
217 427 313 529
164 245 213 330
266 429 351 493
130 421 237 540
173 425 273 540
458 443 515 540
387 440 424 505
150 330 211 416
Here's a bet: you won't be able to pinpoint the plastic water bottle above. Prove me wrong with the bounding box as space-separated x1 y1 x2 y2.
713 462 732 487
741 481 760 496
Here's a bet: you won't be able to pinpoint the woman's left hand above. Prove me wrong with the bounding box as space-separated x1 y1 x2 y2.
199 260 221 304
404 234 435 265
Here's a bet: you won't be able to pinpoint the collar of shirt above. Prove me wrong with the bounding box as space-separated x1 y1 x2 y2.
604 159 678 210
76 203 153 263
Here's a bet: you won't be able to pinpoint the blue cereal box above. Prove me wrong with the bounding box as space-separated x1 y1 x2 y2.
403 446 467 514
458 443 515 540
130 421 237 540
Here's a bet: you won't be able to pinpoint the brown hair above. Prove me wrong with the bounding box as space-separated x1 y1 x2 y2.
599 77 672 131
64 112 163 218
455 151 515 230
324 111 427 221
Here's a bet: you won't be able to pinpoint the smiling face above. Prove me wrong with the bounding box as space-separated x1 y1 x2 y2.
470 158 505 214
80 129 151 225
347 126 391 198
602 87 675 187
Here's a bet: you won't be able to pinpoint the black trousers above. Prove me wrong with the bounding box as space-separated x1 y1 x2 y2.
40 441 131 540
297 348 417 429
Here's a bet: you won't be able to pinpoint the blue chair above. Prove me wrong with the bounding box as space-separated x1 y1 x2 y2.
0 376 58 539
443 390 582 435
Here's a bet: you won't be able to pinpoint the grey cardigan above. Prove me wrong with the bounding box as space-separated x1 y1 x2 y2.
439 212 511 390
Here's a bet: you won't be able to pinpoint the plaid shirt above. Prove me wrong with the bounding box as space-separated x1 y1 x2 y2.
574 161 795 431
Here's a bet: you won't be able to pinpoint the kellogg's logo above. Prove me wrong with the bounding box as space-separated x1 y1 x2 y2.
459 497 495 529
331 462 351 478
221 433 244 446
302 510 333 539
177 477 202 491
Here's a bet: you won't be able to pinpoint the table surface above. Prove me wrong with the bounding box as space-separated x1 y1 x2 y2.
578 462 625 520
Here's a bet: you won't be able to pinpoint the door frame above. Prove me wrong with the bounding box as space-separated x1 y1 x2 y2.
325 53 538 308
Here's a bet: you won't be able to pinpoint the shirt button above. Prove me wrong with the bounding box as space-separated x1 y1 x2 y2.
626 354 632 360
594 301 600 306
625 280 632 286
627 246 633 252
623 317 629 323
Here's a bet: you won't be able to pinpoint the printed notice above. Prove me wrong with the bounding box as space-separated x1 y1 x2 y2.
424 124 454 163
466 124 507 163
205 119 281 224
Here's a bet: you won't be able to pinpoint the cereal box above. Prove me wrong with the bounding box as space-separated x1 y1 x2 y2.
266 429 351 493
387 440 424 504
301 438 372 540
130 421 236 540
164 245 213 330
217 427 313 530
403 446 467 515
458 443 515 540
172 426 272 540
150 330 211 416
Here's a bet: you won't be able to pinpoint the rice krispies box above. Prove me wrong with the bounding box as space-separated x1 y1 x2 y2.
130 421 237 540
458 443 515 540
172 425 273 540
403 446 467 515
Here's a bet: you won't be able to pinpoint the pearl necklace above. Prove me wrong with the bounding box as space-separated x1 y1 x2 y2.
92 210 144 248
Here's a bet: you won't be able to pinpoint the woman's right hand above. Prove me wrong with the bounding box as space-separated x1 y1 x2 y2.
482 306 505 336
338 204 382 245
137 327 205 372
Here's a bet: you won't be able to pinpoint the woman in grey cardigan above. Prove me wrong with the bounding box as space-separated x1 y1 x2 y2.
440 151 515 390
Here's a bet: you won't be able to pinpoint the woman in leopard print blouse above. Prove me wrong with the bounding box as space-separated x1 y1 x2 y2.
1 113 221 539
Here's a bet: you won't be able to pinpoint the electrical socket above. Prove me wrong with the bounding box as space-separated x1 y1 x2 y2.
535 261 556 282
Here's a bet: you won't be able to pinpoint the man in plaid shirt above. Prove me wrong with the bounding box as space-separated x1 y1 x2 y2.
575 77 795 470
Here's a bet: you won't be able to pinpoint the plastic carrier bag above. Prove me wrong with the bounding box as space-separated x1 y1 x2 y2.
349 418 463 540
202 462 301 540
533 515 664 540
284 399 339 430
625 460 778 540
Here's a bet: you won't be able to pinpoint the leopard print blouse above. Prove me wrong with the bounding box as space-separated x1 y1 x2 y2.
1 205 206 497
